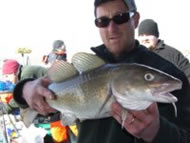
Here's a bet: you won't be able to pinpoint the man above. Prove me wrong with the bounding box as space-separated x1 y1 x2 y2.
138 19 190 83
13 0 190 143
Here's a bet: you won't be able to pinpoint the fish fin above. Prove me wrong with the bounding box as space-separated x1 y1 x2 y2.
172 102 177 117
121 109 128 128
60 113 77 126
20 108 38 128
71 52 105 73
48 60 78 82
96 95 112 117
96 83 112 117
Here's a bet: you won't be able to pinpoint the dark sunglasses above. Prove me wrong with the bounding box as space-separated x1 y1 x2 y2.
95 11 135 28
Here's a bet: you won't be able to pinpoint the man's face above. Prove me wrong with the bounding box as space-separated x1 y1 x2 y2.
95 0 139 57
138 34 158 49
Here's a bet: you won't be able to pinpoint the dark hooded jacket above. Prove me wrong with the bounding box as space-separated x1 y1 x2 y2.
150 40 190 83
77 41 190 143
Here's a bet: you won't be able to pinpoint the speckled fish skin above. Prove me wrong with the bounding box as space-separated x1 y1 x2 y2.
47 63 182 125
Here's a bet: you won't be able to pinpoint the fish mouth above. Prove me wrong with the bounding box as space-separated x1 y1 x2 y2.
154 92 178 103
152 82 182 103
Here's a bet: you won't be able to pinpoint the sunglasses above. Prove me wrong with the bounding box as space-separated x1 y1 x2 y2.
95 11 135 28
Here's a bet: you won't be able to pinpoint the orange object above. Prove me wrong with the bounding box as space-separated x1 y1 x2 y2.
50 120 68 143
0 92 13 103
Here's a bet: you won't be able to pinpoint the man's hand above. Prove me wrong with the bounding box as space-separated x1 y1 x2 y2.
22 77 56 115
112 102 160 142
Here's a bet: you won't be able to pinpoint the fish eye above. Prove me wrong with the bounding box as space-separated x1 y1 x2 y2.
144 73 155 81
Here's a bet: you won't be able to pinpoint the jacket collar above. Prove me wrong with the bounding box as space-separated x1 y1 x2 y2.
155 39 165 50
91 40 142 63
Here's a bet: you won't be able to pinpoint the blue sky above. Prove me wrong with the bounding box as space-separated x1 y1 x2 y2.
0 0 189 65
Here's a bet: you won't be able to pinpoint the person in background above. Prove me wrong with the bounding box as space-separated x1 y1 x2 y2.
2 59 20 84
42 40 67 66
138 19 190 83
1 59 47 105
12 0 190 143
52 40 67 61
0 60 21 109
2 59 47 84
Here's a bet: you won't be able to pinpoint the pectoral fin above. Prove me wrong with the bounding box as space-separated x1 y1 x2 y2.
96 83 113 117
121 109 128 128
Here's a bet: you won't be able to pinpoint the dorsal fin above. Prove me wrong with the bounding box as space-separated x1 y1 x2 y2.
48 60 78 82
71 52 106 73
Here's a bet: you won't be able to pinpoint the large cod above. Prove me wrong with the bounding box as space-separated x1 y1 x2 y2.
44 52 182 126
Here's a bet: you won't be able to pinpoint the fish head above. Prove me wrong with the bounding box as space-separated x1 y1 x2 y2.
111 64 182 109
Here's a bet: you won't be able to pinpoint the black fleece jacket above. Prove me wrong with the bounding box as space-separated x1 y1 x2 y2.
77 42 190 143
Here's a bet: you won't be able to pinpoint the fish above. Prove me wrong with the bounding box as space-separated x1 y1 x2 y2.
20 52 182 127
45 52 182 126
